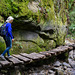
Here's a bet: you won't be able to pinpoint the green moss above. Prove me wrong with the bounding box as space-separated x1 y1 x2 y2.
44 40 56 51
0 37 6 54
0 0 68 26
56 27 66 46
10 41 45 54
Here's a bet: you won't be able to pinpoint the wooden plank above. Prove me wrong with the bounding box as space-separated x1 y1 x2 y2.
46 51 57 55
20 52 45 60
40 51 51 57
40 46 70 57
52 46 69 52
0 59 10 67
57 46 69 49
5 56 24 65
50 50 61 54
51 48 65 53
12 54 31 63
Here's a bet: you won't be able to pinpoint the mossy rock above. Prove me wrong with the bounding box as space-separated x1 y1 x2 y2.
56 25 67 46
0 36 6 54
44 40 56 51
13 30 44 46
10 41 45 54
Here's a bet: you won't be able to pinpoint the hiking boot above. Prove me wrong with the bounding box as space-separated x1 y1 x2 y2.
0 55 6 61
8 55 13 58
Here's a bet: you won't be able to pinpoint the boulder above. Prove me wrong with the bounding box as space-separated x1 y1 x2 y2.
62 62 71 68
0 36 6 54
13 31 44 46
53 61 62 67
11 41 44 54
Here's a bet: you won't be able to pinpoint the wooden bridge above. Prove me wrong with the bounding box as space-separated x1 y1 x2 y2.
0 43 75 69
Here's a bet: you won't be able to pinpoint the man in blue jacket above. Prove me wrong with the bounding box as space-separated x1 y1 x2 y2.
0 16 14 60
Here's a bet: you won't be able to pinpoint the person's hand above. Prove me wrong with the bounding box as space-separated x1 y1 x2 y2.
12 39 14 42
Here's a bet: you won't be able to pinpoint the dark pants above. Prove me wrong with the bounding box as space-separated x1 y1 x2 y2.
2 36 12 56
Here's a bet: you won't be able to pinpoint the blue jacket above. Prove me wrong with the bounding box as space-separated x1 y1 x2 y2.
6 23 13 39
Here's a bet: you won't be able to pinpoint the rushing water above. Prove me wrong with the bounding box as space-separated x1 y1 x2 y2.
0 49 75 75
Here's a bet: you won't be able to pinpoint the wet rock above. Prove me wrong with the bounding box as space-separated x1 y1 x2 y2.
39 70 45 75
56 69 64 75
68 58 73 64
69 50 74 59
43 65 51 69
68 58 75 69
63 70 68 75
67 68 73 71
63 62 71 68
53 61 62 67
64 66 67 70
70 61 75 69
52 66 63 72
48 70 54 74
31 73 39 75
67 70 75 75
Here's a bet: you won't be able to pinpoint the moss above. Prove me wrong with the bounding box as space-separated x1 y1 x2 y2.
0 0 69 54
44 40 56 51
56 26 66 46
0 37 6 54
10 41 45 54
56 35 65 46
0 0 68 26
34 36 44 47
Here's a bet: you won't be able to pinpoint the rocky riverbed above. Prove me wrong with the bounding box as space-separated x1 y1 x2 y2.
0 48 75 75
0 40 74 75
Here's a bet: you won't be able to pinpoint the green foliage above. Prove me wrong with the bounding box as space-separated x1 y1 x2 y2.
0 0 69 26
68 6 75 38
69 24 75 38
69 10 75 25
10 41 45 54
68 0 74 11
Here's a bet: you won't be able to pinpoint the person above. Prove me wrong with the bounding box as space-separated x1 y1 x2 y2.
0 16 14 60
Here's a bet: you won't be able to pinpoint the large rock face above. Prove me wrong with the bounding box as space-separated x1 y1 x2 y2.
0 0 68 54
9 20 67 54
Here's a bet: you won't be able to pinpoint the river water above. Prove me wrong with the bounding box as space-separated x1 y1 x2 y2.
0 49 75 75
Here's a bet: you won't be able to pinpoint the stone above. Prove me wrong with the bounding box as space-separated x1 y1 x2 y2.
43 65 51 69
32 73 39 75
28 1 39 12
63 62 71 68
13 31 44 46
56 69 64 75
68 58 73 64
39 70 45 75
48 70 54 74
70 61 75 69
53 61 62 67
11 41 44 54
64 66 67 70
52 66 63 71
67 70 75 75
69 50 74 59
